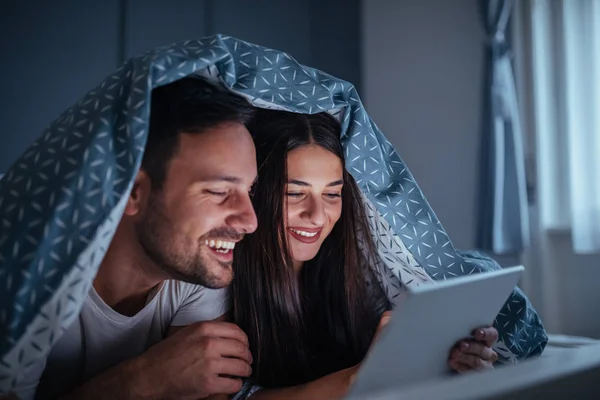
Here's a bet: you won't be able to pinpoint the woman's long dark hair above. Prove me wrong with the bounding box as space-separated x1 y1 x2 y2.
232 109 391 388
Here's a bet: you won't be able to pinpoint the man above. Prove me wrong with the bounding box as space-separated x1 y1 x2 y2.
13 77 258 400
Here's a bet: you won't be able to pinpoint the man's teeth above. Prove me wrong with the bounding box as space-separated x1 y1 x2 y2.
205 240 236 252
290 229 318 237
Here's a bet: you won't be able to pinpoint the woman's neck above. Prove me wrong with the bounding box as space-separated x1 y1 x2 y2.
293 259 304 276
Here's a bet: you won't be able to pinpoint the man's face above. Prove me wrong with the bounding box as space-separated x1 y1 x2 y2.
136 122 258 288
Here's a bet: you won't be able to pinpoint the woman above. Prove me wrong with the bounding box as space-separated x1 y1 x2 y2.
231 109 497 399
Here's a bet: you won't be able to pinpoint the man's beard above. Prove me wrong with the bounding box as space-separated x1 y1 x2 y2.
135 193 242 289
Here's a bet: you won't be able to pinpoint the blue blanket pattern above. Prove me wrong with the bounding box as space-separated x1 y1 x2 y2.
0 35 546 393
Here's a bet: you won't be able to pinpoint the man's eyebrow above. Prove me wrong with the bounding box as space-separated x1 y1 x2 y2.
287 179 344 187
204 176 242 184
204 175 258 187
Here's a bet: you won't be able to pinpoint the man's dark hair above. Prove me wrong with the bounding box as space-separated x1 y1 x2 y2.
142 76 255 190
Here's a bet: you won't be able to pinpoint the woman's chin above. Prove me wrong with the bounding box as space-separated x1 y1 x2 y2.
291 252 319 264
289 241 325 267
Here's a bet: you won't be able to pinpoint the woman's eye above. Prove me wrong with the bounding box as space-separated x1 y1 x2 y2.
286 192 303 198
325 193 342 199
206 190 227 197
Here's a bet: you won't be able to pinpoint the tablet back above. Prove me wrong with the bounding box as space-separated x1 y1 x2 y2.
347 265 524 399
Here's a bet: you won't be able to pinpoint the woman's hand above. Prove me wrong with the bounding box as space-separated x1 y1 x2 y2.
251 312 393 400
349 311 393 384
448 326 499 373
333 312 394 399
250 365 359 400
368 311 392 352
375 311 393 339
300 312 393 397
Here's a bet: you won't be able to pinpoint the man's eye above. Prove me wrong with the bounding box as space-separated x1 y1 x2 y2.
206 190 226 196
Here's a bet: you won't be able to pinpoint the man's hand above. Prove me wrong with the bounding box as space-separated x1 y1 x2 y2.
65 320 252 400
139 321 253 399
448 326 499 373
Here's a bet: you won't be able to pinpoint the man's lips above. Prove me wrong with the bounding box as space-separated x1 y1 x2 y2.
204 238 239 262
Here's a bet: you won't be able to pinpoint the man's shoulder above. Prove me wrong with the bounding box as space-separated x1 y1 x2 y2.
160 280 229 307
161 280 230 324
163 279 224 296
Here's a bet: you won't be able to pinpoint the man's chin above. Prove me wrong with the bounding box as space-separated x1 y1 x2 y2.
203 263 234 289
181 271 232 289
160 261 233 289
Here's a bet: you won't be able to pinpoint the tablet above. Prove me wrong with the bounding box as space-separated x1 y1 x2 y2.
346 265 524 399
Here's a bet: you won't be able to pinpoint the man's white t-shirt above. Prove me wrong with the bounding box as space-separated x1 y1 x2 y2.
16 280 229 400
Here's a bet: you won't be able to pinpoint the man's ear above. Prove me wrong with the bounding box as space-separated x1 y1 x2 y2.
124 169 152 217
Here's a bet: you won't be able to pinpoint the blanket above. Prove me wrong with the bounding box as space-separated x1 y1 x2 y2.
0 35 547 393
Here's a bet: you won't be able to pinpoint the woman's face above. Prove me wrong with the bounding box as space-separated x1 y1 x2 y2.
284 144 343 267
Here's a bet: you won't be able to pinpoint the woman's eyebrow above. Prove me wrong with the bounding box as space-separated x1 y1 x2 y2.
287 179 344 187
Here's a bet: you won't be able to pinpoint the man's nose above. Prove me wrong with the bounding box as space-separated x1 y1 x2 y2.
226 192 258 234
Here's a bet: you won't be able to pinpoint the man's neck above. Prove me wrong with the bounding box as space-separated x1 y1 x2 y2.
94 225 167 317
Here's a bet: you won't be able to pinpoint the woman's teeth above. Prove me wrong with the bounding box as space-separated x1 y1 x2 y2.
290 229 318 237
205 240 236 253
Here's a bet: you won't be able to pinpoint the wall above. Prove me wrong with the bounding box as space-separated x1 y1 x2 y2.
0 0 122 173
0 0 360 172
361 0 486 252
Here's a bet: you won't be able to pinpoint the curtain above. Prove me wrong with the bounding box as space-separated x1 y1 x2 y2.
531 0 600 254
478 0 531 254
